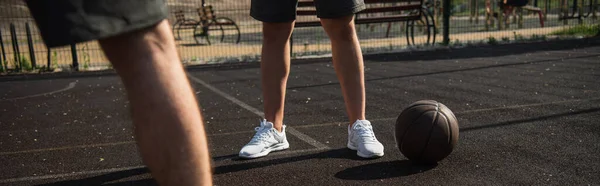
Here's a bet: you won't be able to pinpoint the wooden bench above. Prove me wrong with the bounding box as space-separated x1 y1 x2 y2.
172 5 241 45
485 0 544 29
291 0 436 52
522 4 544 27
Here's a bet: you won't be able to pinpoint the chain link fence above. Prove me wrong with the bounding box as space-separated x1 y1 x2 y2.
0 0 598 73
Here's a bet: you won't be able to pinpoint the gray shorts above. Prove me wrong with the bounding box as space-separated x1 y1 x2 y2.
250 0 366 23
25 0 168 47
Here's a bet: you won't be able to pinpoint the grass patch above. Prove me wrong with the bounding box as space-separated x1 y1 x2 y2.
550 24 600 37
487 36 498 45
15 55 33 71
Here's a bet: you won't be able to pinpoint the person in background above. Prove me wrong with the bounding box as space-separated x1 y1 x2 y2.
238 0 385 159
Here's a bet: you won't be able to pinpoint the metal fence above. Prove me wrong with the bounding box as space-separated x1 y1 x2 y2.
0 0 598 73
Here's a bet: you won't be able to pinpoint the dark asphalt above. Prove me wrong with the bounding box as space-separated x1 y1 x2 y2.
1 38 599 185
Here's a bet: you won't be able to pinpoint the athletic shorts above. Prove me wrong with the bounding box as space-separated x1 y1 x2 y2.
250 0 366 23
25 0 169 47
504 0 529 7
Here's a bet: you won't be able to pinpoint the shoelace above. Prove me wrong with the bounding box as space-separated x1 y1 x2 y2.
250 126 272 144
355 124 376 141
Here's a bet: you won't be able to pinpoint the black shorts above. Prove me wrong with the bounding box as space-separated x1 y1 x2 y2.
504 0 529 7
25 0 168 47
250 0 366 23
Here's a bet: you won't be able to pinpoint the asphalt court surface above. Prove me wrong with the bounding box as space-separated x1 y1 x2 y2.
0 38 599 185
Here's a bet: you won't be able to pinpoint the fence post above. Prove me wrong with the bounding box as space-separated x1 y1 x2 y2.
517 7 523 28
26 23 36 69
592 0 597 19
562 0 568 25
443 0 450 45
10 23 20 71
577 0 583 24
544 0 548 21
474 0 479 24
71 43 78 71
47 48 51 71
0 29 6 72
469 0 475 23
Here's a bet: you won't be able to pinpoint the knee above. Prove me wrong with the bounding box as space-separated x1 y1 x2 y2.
321 15 356 41
262 22 294 44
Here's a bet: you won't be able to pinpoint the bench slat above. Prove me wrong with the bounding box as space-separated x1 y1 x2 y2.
295 21 322 27
298 1 315 7
355 15 421 24
522 5 541 11
364 0 423 4
298 0 422 7
295 14 421 27
298 4 422 16
297 10 318 15
358 4 422 14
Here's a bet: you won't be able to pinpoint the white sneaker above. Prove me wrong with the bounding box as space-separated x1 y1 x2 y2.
347 120 384 158
239 119 289 159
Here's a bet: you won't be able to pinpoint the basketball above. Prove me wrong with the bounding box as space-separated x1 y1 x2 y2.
395 100 459 164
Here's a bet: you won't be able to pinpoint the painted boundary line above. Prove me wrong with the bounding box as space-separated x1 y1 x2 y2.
1 82 77 101
1 96 598 183
0 130 257 156
0 165 146 184
187 74 330 150
2 96 598 156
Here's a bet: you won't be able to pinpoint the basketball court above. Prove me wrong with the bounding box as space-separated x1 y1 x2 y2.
0 38 599 185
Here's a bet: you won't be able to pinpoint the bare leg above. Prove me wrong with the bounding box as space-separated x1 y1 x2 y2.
99 20 212 186
260 21 295 132
320 15 366 125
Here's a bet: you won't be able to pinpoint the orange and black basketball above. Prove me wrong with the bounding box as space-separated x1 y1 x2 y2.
395 100 459 164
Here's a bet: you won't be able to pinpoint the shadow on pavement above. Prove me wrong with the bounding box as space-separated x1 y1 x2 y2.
335 160 437 180
214 148 363 174
36 167 155 186
37 106 600 185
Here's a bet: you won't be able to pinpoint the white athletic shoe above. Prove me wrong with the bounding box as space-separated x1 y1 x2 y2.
239 119 289 159
347 120 384 158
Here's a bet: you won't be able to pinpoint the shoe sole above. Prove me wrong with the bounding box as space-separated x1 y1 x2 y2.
239 142 290 159
348 143 384 159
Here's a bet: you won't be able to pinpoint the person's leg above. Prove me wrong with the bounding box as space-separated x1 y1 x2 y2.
316 1 383 158
25 0 213 184
238 21 294 159
99 20 212 186
320 15 366 124
239 0 297 159
260 22 295 132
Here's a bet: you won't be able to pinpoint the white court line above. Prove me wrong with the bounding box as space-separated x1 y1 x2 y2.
187 74 330 150
1 95 598 183
0 131 257 156
295 97 600 128
0 165 146 184
541 51 600 55
456 97 600 114
3 96 598 156
0 81 77 101
0 141 136 156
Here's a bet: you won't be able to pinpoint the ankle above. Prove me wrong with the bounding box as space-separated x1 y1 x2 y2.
349 118 367 127
267 121 283 132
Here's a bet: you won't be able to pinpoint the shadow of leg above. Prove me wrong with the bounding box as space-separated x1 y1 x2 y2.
334 160 437 180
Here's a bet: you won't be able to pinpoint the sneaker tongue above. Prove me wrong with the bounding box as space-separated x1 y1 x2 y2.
262 121 274 129
353 120 371 130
